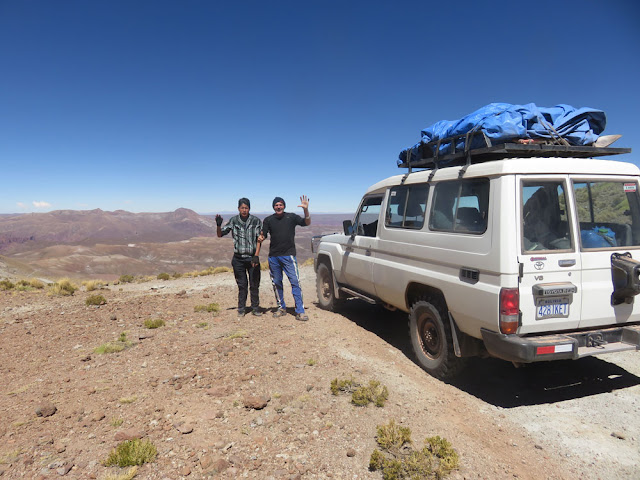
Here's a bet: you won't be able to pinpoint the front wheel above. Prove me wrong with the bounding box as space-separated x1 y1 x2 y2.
316 263 341 311
408 299 464 379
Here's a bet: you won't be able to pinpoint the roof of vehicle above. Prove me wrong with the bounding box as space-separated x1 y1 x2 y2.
365 157 640 195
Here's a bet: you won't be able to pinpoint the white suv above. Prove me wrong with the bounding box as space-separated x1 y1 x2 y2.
313 143 640 379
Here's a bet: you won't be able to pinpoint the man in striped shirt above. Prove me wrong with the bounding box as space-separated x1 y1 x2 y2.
216 198 262 318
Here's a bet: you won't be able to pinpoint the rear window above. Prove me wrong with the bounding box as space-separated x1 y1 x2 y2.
386 184 429 229
522 181 572 252
573 180 640 249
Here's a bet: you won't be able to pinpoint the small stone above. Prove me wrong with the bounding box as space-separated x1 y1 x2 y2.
243 394 270 410
36 402 57 417
174 422 194 434
611 432 626 440
57 463 72 476
346 448 356 457
179 465 191 476
110 314 117 321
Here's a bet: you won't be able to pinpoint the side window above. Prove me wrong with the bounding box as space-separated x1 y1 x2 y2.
522 181 572 252
429 179 489 234
353 195 383 237
385 184 429 229
573 180 640 248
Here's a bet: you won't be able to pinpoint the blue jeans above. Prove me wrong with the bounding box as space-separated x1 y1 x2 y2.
268 255 305 314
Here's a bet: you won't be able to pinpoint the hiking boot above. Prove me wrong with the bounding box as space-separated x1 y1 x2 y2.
237 309 246 319
295 313 309 322
273 308 287 318
251 308 262 317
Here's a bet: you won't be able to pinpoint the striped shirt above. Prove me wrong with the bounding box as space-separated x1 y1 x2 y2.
220 214 262 257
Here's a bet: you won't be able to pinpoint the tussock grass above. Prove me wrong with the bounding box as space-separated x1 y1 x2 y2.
103 439 157 467
227 329 247 339
301 258 315 267
183 266 232 278
119 395 137 404
47 278 78 296
83 280 106 291
102 466 138 480
156 272 170 280
369 420 459 480
143 318 165 329
86 294 107 306
194 303 220 313
118 274 135 284
0 279 15 291
94 332 133 354
110 418 124 427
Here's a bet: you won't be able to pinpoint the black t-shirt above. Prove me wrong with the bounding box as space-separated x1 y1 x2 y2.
262 212 307 257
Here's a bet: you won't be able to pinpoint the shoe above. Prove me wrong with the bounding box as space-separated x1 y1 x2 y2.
295 313 309 322
252 309 262 317
237 309 246 318
273 308 287 318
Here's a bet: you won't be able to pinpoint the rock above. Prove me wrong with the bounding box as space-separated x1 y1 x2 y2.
179 465 191 476
110 314 117 321
346 448 356 457
611 432 626 440
206 385 231 397
114 428 145 441
243 394 270 410
57 463 72 475
201 455 229 474
174 421 194 434
36 402 57 417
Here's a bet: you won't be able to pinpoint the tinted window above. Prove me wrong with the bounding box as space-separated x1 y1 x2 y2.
429 179 489 234
386 184 429 229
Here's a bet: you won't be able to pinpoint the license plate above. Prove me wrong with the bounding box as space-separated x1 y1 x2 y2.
536 296 570 319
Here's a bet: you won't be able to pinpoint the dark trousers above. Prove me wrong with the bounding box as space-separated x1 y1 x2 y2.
231 255 261 311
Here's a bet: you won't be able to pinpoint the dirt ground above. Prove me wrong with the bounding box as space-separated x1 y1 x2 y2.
1 267 639 479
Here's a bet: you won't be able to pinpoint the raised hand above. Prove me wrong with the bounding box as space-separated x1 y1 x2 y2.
298 195 309 209
215 214 223 226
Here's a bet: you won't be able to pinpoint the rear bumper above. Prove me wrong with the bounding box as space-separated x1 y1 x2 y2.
481 324 640 363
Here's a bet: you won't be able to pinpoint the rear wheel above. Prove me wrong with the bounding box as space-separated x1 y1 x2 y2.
408 299 464 379
316 263 341 311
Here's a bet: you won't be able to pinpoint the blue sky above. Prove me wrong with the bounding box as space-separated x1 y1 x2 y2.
1 0 639 214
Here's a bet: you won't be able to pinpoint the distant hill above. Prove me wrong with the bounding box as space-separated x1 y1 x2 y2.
0 208 217 254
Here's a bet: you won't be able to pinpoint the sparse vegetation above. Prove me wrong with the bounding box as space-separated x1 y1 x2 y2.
103 439 157 467
0 279 15 291
119 274 135 284
307 358 317 366
86 294 107 306
47 278 78 296
110 418 124 427
331 377 388 407
369 420 459 480
194 303 220 313
119 395 137 404
94 332 133 354
196 322 209 328
143 318 165 329
136 275 155 283
156 272 171 280
83 279 106 291
302 258 314 267
260 261 269 271
171 272 182 279
227 329 248 339
102 466 138 480
352 380 389 407
183 266 232 278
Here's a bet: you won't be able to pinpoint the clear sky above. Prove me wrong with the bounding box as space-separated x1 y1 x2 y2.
1 0 639 214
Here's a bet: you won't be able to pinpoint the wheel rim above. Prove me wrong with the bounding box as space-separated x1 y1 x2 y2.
417 311 442 359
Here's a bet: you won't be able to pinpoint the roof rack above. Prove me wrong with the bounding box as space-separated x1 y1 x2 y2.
398 130 631 172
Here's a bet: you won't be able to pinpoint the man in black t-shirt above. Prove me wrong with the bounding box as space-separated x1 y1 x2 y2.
259 195 310 321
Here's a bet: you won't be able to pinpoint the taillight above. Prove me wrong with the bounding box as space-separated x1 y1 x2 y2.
500 287 519 334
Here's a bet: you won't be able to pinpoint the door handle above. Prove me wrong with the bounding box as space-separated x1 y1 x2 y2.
365 249 371 256
558 259 576 267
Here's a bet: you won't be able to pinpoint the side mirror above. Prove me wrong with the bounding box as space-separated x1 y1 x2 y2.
343 220 354 236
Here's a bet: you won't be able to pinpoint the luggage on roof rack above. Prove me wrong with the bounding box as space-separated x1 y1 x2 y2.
397 132 632 170
397 103 631 171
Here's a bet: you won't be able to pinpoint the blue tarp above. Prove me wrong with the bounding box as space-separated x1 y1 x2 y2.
399 103 607 165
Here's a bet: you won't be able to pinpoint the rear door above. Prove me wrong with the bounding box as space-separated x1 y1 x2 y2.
517 176 583 334
572 177 640 328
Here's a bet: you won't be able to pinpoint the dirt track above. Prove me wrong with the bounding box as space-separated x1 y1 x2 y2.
1 266 639 479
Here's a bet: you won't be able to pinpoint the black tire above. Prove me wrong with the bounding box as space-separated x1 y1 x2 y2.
408 299 464 380
316 263 341 311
